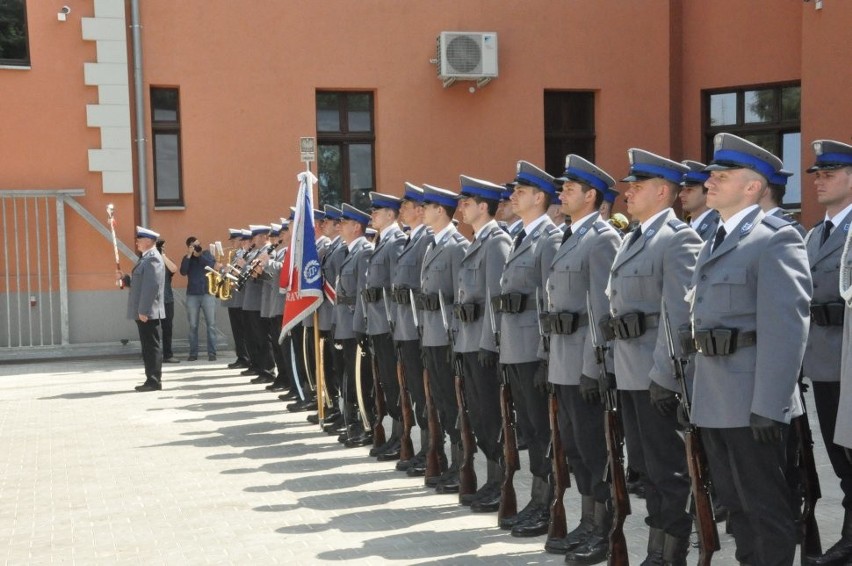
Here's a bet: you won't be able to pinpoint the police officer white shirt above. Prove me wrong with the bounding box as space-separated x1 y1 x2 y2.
716 204 760 242
689 209 714 232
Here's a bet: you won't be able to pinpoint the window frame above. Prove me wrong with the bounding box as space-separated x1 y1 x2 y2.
0 0 31 68
703 81 801 207
150 87 184 208
316 91 376 209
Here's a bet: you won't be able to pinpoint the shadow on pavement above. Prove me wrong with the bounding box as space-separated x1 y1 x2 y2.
39 390 137 400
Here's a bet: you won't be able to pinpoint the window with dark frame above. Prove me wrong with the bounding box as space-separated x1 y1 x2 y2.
316 91 375 211
0 0 30 67
151 87 184 207
704 83 801 207
544 91 596 179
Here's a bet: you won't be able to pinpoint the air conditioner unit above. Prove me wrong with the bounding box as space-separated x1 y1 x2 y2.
436 31 498 87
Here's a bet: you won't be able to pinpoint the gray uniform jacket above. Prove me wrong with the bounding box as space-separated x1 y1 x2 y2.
690 208 811 427
456 220 511 354
333 238 372 340
261 246 287 319
770 208 807 237
693 209 721 242
420 227 469 348
241 247 264 312
224 247 246 309
608 209 701 391
836 296 852 448
126 249 165 320
304 236 332 329
365 225 406 336
391 225 434 342
499 218 561 365
803 213 852 382
318 237 345 332
546 214 621 385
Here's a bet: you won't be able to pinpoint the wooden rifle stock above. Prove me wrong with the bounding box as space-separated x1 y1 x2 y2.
454 359 477 499
395 344 415 462
368 338 387 448
423 366 443 480
498 367 519 522
547 388 569 540
794 410 822 563
685 428 720 566
603 390 630 566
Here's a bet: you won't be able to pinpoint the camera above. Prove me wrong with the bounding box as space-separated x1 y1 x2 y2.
156 239 165 253
193 243 202 253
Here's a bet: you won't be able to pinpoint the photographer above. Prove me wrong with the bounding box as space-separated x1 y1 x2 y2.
156 239 179 363
179 236 217 361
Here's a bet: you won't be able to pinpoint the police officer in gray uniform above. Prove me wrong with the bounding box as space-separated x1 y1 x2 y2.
759 168 807 237
607 149 701 564
838 144 852 463
260 222 292 393
690 133 811 566
239 225 276 382
311 205 346 428
364 191 407 460
496 161 562 537
544 156 621 562
454 175 512 510
333 204 375 447
679 160 720 242
224 228 251 369
121 226 166 392
803 139 852 566
391 184 435 475
419 184 469 491
302 209 333 415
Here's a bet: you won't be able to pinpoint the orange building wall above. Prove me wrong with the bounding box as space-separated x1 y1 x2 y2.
1 0 850 306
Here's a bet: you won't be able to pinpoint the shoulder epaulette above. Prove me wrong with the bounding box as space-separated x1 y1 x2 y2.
543 224 562 237
451 231 468 243
761 214 790 231
667 219 688 231
592 220 611 234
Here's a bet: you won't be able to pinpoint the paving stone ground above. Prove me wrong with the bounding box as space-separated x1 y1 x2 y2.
0 352 844 565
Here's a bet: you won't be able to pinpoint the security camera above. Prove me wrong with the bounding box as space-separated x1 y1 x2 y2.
58 6 71 21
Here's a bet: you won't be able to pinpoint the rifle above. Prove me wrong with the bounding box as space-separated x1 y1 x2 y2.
661 301 719 566
586 291 630 566
106 204 124 289
487 287 519 522
411 289 443 481
794 379 822 564
383 289 415 462
536 288 568 541
361 293 386 448
439 290 477 499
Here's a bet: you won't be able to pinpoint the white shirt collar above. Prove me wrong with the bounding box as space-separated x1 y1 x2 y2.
569 212 597 232
826 203 852 227
721 204 760 236
347 236 366 252
142 247 158 258
639 208 671 233
474 219 498 240
522 213 550 235
433 223 456 244
508 219 523 233
409 224 425 239
690 209 713 229
379 223 399 240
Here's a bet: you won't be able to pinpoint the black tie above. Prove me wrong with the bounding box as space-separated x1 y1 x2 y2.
821 220 834 247
712 226 727 252
561 226 573 244
513 229 526 250
374 234 381 248
344 247 350 258
628 227 642 248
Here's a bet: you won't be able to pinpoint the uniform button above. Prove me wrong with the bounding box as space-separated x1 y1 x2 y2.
811 266 817 273
700 275 707 281
697 298 703 303
723 275 729 281
612 308 618 314
611 290 617 296
612 271 618 278
633 269 638 274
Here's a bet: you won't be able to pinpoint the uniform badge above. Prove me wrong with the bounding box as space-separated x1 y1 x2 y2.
646 229 655 237
699 223 708 231
845 223 850 233
741 222 752 234
579 226 588 235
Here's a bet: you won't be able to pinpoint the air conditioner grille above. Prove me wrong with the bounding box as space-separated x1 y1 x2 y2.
445 35 481 74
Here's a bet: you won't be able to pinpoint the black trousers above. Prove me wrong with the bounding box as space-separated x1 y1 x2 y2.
424 345 459 445
320 331 340 399
703 426 796 566
162 302 174 359
136 319 162 384
398 340 427 428
243 309 273 373
506 361 550 480
555 383 609 502
812 380 852 511
620 389 691 538
370 333 401 421
228 306 250 363
291 325 310 397
266 316 292 386
461 351 502 463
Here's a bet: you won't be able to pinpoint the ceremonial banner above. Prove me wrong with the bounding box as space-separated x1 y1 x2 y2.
279 171 324 341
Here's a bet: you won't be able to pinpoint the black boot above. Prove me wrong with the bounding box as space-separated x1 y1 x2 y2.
511 476 552 537
470 460 502 513
811 512 852 565
565 501 612 565
376 420 403 461
546 495 596 554
398 428 428 472
640 527 666 566
436 444 461 493
661 532 689 566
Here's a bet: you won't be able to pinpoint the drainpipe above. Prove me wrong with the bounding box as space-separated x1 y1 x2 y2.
129 0 148 226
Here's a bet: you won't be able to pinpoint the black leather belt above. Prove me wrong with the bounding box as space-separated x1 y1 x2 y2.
391 287 412 304
542 311 589 335
454 303 481 323
415 292 440 311
605 312 659 340
361 287 384 303
693 328 756 356
810 302 845 327
492 293 530 314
